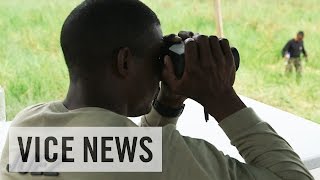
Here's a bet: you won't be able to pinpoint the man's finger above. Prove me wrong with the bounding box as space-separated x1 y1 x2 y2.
194 35 214 67
184 38 199 71
219 39 234 67
163 34 182 44
209 36 224 67
162 55 180 91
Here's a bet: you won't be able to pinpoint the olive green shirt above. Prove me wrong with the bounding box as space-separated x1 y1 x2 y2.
0 101 314 179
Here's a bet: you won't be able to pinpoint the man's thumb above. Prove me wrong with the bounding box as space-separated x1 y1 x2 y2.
162 55 178 88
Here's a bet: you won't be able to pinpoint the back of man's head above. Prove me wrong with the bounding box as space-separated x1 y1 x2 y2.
60 0 160 79
297 31 304 37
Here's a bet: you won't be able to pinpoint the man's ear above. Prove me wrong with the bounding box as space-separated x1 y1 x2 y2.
116 47 133 78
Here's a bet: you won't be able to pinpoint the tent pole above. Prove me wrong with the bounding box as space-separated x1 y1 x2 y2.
214 0 224 38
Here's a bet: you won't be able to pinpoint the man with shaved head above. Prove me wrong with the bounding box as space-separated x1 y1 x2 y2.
0 0 313 179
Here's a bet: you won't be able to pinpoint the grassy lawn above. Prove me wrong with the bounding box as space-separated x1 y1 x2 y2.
0 0 319 123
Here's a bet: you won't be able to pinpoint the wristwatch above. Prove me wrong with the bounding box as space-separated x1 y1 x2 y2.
152 100 185 118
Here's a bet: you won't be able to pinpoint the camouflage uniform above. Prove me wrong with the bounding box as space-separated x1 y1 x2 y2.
285 57 302 76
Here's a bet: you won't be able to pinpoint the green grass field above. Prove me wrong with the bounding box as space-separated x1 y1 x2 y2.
0 0 319 123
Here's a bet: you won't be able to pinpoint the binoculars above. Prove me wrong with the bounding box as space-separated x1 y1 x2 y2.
160 32 241 121
160 32 240 79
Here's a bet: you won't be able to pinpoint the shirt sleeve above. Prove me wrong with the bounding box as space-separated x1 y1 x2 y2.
139 107 180 127
282 40 291 57
219 108 313 179
172 108 313 180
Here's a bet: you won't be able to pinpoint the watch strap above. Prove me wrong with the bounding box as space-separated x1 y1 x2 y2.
152 100 185 118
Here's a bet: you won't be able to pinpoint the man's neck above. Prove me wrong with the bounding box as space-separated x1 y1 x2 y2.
63 82 128 116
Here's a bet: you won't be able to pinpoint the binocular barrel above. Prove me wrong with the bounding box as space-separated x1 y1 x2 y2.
167 43 240 79
166 38 240 122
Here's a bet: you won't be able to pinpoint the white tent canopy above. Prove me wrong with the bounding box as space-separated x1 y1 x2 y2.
0 0 320 178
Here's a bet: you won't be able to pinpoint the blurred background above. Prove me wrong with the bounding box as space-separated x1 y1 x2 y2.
0 0 319 123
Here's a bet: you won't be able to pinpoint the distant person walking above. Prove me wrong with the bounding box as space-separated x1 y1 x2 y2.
282 31 308 80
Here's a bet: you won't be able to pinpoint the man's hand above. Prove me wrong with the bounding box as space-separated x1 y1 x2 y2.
162 35 246 122
284 53 290 60
156 31 199 109
157 34 187 108
156 83 186 108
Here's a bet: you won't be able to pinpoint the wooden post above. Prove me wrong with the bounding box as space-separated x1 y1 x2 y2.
214 0 224 38
204 0 225 122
